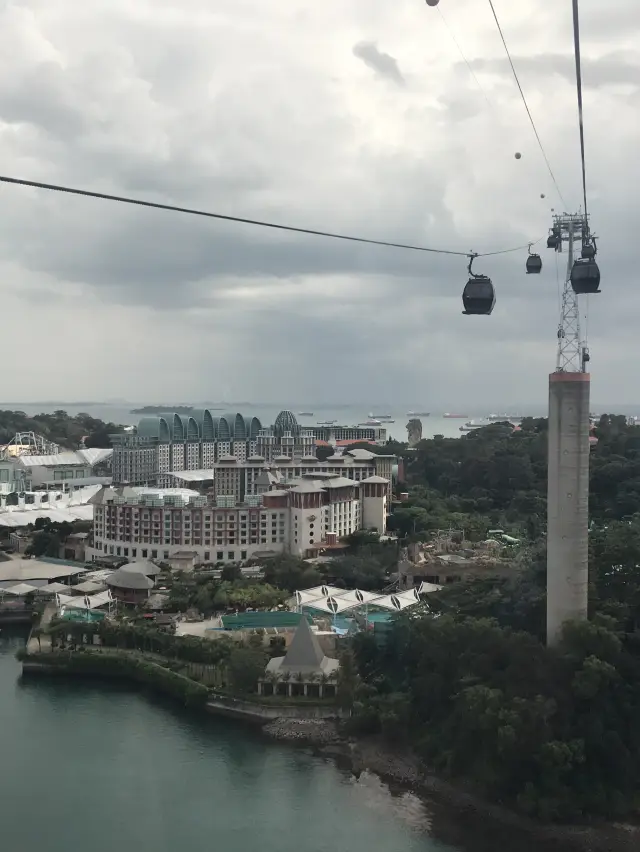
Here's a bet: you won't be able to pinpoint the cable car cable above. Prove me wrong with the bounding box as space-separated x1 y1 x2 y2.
436 7 492 109
0 174 540 260
571 0 589 220
486 0 568 210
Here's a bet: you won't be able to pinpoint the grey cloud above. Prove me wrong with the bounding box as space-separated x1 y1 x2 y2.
0 0 637 407
352 41 405 86
467 51 640 90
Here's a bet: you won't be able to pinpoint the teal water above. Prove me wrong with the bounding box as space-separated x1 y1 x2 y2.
0 631 560 852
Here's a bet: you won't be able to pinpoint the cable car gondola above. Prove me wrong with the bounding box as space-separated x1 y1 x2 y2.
526 244 542 274
462 255 496 315
570 258 601 294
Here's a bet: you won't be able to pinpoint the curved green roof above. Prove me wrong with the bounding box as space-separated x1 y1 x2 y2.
135 409 262 442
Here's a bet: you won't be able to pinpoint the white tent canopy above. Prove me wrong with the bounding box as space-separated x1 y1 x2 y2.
418 581 443 595
303 595 359 615
3 583 38 595
373 589 421 612
334 589 381 606
57 590 113 610
35 582 72 595
297 585 425 615
301 585 346 599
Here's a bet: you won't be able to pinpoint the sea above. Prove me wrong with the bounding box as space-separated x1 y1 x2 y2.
2 400 638 443
0 629 567 852
0 402 548 442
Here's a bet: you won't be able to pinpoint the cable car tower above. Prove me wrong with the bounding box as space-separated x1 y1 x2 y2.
546 211 594 645
552 212 591 373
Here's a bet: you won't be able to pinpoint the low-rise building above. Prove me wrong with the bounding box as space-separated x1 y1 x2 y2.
105 567 154 604
15 449 113 491
59 532 89 563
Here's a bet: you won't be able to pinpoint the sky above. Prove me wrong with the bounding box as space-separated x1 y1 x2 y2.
0 0 636 408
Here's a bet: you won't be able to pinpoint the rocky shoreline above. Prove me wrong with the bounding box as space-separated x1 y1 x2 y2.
262 717 640 852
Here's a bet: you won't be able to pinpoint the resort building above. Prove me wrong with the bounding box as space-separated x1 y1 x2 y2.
110 410 314 487
88 470 390 565
110 409 390 489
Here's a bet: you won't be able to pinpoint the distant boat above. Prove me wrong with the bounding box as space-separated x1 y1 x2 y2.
368 412 392 419
317 420 337 425
298 412 314 416
444 413 468 419
359 419 382 426
407 411 430 417
459 420 484 431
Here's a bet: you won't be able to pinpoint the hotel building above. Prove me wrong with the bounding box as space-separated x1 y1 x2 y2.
90 472 390 564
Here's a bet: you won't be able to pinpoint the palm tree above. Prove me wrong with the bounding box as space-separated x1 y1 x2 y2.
266 671 279 696
32 626 43 652
278 670 291 696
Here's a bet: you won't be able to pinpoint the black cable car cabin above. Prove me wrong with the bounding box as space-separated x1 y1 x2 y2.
526 253 542 274
547 233 559 249
570 258 600 294
462 275 495 315
581 242 596 259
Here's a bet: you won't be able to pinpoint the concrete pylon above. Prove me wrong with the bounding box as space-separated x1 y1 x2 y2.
546 371 591 645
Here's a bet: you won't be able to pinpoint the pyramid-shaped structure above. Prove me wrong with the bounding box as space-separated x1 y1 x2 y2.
280 617 326 673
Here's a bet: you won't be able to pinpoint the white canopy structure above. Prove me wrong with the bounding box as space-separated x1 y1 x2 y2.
302 595 359 615
371 588 421 611
34 582 71 595
418 581 443 594
300 585 346 599
3 582 38 596
334 589 381 606
56 590 113 610
298 585 425 615
73 580 106 594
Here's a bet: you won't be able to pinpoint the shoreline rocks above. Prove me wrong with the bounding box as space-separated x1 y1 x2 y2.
263 720 640 852
262 718 341 745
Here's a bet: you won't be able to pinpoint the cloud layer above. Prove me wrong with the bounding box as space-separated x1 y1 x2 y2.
0 0 636 407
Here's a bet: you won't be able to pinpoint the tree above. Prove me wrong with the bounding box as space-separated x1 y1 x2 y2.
227 647 267 694
315 445 335 462
221 564 242 583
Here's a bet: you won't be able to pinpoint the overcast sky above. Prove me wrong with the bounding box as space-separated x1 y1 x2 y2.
0 0 636 408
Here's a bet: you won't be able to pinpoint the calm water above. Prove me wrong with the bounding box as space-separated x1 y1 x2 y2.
0 632 563 852
0 401 539 440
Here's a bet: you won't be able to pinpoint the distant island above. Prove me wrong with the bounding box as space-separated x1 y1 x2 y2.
131 405 195 414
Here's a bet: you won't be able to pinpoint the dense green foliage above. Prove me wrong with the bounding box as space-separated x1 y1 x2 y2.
0 408 123 449
48 617 235 665
25 649 210 707
26 519 75 557
346 415 640 823
392 414 640 538
350 614 640 822
262 533 397 593
166 571 289 614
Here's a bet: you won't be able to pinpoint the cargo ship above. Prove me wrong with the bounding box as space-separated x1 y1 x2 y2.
443 413 468 419
407 411 430 417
